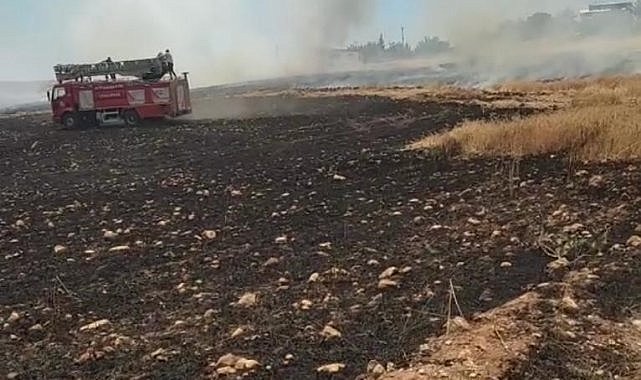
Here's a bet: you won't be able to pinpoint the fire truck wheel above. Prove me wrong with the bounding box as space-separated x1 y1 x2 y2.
62 113 78 129
123 110 141 127
80 111 97 128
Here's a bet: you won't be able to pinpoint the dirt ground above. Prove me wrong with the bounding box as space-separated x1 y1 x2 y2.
2 94 641 379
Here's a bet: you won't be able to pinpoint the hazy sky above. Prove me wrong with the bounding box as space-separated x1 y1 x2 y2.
1 0 592 84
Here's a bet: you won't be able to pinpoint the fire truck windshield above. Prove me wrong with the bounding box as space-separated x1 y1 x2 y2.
52 87 66 101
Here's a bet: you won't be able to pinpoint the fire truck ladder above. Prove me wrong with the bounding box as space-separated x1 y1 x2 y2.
54 57 164 83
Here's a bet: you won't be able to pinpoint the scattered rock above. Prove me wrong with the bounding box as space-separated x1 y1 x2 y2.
75 348 106 364
216 353 240 368
308 273 320 283
467 217 481 226
231 327 245 339
561 296 580 314
563 223 585 234
627 235 641 248
213 354 260 373
108 245 130 253
235 358 260 371
413 216 425 225
299 299 313 310
7 311 20 324
367 360 386 378
588 175 604 187
320 325 342 340
547 257 570 278
379 267 398 279
235 292 258 308
333 174 347 181
378 279 399 290
6 372 19 380
500 261 513 268
319 242 332 249
316 363 346 374
79 319 111 332
203 309 216 320
202 230 217 240
263 257 280 267
29 323 44 333
103 230 118 239
216 366 237 375
275 236 288 244
53 245 68 254
150 348 169 362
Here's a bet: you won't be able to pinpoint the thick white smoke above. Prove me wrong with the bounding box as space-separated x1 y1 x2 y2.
62 0 372 87
5 0 641 110
435 1 641 84
71 0 637 87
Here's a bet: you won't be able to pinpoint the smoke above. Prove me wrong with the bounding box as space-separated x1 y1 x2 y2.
437 1 641 85
281 0 372 71
62 0 372 87
8 0 641 108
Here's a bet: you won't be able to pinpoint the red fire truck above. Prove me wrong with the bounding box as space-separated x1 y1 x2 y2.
49 57 192 128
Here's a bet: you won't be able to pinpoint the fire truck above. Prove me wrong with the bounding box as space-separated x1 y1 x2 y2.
48 57 192 128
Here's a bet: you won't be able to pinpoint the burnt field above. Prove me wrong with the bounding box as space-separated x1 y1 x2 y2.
2 95 641 379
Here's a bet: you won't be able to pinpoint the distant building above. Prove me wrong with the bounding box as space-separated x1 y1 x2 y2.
580 1 637 18
579 1 638 35
589 1 635 12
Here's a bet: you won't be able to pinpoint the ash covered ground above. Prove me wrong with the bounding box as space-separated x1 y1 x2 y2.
2 92 641 379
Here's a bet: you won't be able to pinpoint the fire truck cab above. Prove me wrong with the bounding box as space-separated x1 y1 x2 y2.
49 57 192 128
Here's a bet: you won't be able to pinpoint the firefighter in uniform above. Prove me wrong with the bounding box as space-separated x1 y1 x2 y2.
164 49 176 79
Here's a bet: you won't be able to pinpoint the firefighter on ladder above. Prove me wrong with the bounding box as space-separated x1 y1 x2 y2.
104 57 116 81
164 49 176 79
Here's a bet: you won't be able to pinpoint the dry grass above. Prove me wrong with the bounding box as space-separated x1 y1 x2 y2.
255 84 568 111
493 75 641 94
412 75 641 161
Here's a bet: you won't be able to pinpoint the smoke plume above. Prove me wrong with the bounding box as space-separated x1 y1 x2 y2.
7 0 641 111
437 1 641 85
63 0 372 87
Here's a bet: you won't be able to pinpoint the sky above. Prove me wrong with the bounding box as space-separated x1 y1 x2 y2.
0 0 594 84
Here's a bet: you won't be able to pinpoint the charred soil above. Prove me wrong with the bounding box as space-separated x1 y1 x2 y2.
1 95 640 379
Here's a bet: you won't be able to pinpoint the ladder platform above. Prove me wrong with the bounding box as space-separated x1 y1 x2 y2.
54 57 164 82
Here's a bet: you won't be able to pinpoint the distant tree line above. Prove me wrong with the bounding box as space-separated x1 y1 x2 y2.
347 5 641 63
346 34 451 63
